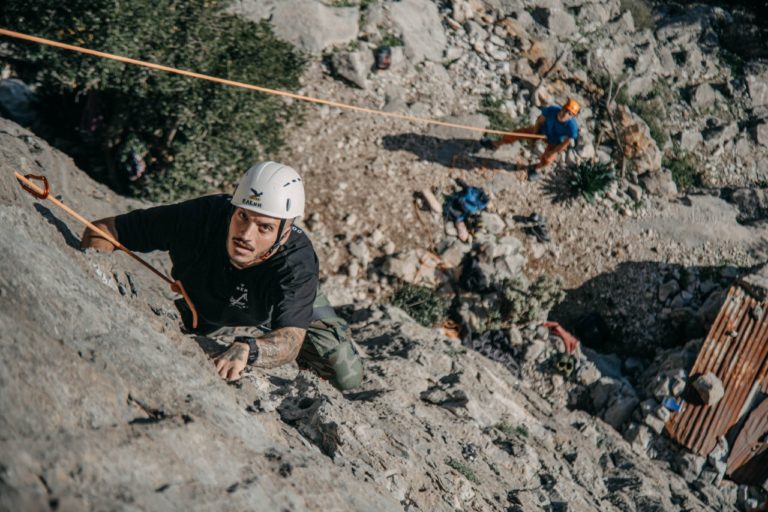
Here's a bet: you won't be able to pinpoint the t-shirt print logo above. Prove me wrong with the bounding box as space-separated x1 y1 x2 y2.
229 283 248 310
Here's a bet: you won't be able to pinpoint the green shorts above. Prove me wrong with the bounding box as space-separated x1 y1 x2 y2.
298 292 364 391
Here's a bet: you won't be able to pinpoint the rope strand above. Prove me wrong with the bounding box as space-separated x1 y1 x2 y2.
0 28 545 140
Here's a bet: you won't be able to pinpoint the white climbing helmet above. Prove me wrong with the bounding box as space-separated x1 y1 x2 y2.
231 161 305 219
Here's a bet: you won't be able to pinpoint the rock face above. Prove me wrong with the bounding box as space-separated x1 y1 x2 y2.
616 105 662 175
390 0 448 63
0 118 741 511
746 62 768 111
228 0 359 53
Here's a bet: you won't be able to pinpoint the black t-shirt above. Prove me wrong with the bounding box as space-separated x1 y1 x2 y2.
114 194 319 331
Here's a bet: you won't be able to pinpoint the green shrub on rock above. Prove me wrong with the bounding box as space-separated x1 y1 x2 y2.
391 282 449 327
664 152 702 192
499 274 564 325
1 0 306 201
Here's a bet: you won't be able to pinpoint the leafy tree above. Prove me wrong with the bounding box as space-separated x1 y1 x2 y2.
1 0 306 200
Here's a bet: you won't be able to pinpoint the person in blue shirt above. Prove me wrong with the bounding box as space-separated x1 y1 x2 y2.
489 98 581 181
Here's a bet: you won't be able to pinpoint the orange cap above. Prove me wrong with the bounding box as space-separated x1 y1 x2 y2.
563 98 581 115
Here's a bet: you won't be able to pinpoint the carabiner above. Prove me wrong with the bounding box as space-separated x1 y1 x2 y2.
16 173 50 199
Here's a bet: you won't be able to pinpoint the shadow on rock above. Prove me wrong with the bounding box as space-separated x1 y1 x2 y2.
190 335 227 358
381 133 518 173
540 167 578 205
550 260 754 357
34 203 81 248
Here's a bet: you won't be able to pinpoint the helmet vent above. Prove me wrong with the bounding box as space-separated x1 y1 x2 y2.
286 198 291 211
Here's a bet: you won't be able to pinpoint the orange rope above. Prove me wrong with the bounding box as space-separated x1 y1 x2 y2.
14 172 199 328
0 28 545 140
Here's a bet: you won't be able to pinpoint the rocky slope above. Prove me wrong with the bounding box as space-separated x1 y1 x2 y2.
3 0 768 510
0 116 743 510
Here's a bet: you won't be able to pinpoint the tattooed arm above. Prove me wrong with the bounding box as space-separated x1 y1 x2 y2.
213 327 306 380
252 327 306 369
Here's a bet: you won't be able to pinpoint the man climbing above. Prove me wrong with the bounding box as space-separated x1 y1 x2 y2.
485 98 581 181
81 161 363 391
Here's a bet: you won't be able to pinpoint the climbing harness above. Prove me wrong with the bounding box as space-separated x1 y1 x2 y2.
14 172 199 328
0 28 546 140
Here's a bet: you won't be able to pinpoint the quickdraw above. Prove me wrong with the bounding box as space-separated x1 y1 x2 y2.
14 172 199 328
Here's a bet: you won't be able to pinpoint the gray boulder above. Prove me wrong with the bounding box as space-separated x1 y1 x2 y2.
0 79 36 127
690 83 719 110
679 129 703 151
756 122 768 147
639 169 678 198
229 0 359 53
746 62 768 110
530 7 577 38
692 372 724 406
391 0 448 63
331 50 374 89
603 395 640 429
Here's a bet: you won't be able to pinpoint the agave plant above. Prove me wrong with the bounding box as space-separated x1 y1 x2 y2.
568 161 617 203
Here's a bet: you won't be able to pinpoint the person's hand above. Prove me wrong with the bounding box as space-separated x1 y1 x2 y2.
214 341 249 381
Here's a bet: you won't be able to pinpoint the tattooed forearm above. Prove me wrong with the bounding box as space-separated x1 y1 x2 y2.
252 327 306 368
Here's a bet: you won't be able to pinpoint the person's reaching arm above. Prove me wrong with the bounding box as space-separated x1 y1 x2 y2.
551 137 572 155
213 326 306 381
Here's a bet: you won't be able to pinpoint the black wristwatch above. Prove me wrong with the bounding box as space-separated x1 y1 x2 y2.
235 336 259 365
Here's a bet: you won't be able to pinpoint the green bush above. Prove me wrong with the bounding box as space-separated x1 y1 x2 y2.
664 152 702 192
568 161 617 203
1 0 306 201
391 283 449 327
499 275 564 325
494 422 528 438
445 457 479 484
380 33 404 47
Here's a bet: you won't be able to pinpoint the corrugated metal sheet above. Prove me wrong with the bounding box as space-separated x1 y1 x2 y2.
726 399 768 486
666 283 768 457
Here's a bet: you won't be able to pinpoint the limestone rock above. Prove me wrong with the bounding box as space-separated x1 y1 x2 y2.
616 105 662 175
624 423 652 453
674 452 706 481
679 129 703 151
331 50 374 89
479 212 505 235
756 122 768 147
692 372 724 406
690 83 719 110
391 0 448 63
746 62 768 109
603 395 639 429
229 0 359 53
626 183 643 202
530 7 577 38
639 169 678 198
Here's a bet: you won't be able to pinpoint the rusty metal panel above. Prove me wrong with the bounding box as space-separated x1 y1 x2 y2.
666 284 768 456
726 398 768 486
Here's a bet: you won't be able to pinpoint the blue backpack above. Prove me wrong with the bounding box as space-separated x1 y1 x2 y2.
444 185 489 222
